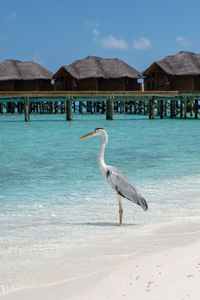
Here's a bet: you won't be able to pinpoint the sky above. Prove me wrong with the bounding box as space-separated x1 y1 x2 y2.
0 0 200 74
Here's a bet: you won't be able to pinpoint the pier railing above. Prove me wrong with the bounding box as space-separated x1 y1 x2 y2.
0 91 200 121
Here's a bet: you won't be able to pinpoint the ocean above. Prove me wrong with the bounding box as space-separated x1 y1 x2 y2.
1 113 200 296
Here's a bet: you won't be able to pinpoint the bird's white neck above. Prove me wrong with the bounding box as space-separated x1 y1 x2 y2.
98 131 108 173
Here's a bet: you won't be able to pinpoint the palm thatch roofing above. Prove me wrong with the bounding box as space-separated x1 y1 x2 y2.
144 51 200 76
0 59 53 81
53 56 141 79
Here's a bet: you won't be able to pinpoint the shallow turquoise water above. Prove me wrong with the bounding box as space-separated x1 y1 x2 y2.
0 113 200 295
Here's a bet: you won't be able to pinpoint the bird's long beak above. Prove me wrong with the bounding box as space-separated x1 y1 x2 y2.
79 131 94 140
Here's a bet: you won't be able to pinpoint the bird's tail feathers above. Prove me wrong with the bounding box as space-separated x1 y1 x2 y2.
138 195 148 211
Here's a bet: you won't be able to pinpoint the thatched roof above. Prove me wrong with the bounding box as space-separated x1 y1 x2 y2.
144 51 200 76
54 56 141 79
0 59 53 81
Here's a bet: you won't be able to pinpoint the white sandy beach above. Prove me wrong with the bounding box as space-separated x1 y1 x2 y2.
2 238 200 300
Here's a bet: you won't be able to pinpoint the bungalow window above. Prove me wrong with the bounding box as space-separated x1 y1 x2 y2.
72 80 77 88
164 76 170 86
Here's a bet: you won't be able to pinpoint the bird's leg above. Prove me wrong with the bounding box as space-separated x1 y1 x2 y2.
117 195 123 226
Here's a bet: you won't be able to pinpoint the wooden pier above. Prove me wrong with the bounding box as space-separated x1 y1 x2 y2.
0 91 200 121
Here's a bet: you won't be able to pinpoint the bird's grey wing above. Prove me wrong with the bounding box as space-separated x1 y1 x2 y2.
106 166 148 211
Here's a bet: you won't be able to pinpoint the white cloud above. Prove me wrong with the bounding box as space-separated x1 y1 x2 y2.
92 28 100 36
89 24 128 51
34 52 44 65
99 35 128 50
3 12 16 24
176 36 192 46
84 20 100 27
133 37 151 50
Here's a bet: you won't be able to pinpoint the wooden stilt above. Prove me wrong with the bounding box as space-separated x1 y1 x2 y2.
160 100 163 119
106 99 110 119
175 100 179 116
17 102 22 114
66 97 73 121
50 102 53 114
101 101 105 114
113 101 116 112
36 102 39 113
125 101 128 113
55 102 58 114
120 101 123 113
60 101 64 114
172 100 176 117
86 101 89 112
41 102 45 114
149 99 152 119
184 98 187 119
114 101 117 112
180 99 183 118
129 101 132 114
170 100 173 118
139 101 142 114
88 101 92 114
190 100 193 117
10 102 15 114
157 100 160 116
24 97 29 122
93 101 96 113
38 102 41 113
143 101 146 114
110 98 114 120
106 97 114 120
79 101 82 114
122 102 125 113
30 102 33 114
164 100 167 116
152 97 155 119
7 103 10 113
96 102 100 113
195 100 198 119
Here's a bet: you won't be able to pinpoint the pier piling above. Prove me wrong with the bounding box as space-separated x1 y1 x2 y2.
66 97 73 121
184 98 187 119
24 97 29 122
160 100 163 119
106 97 114 120
195 100 198 119
152 97 155 119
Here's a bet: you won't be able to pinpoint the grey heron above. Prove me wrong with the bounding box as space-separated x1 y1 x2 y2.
79 128 148 225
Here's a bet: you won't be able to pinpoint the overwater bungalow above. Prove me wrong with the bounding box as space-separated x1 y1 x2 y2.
0 59 53 91
143 51 200 91
53 56 141 91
